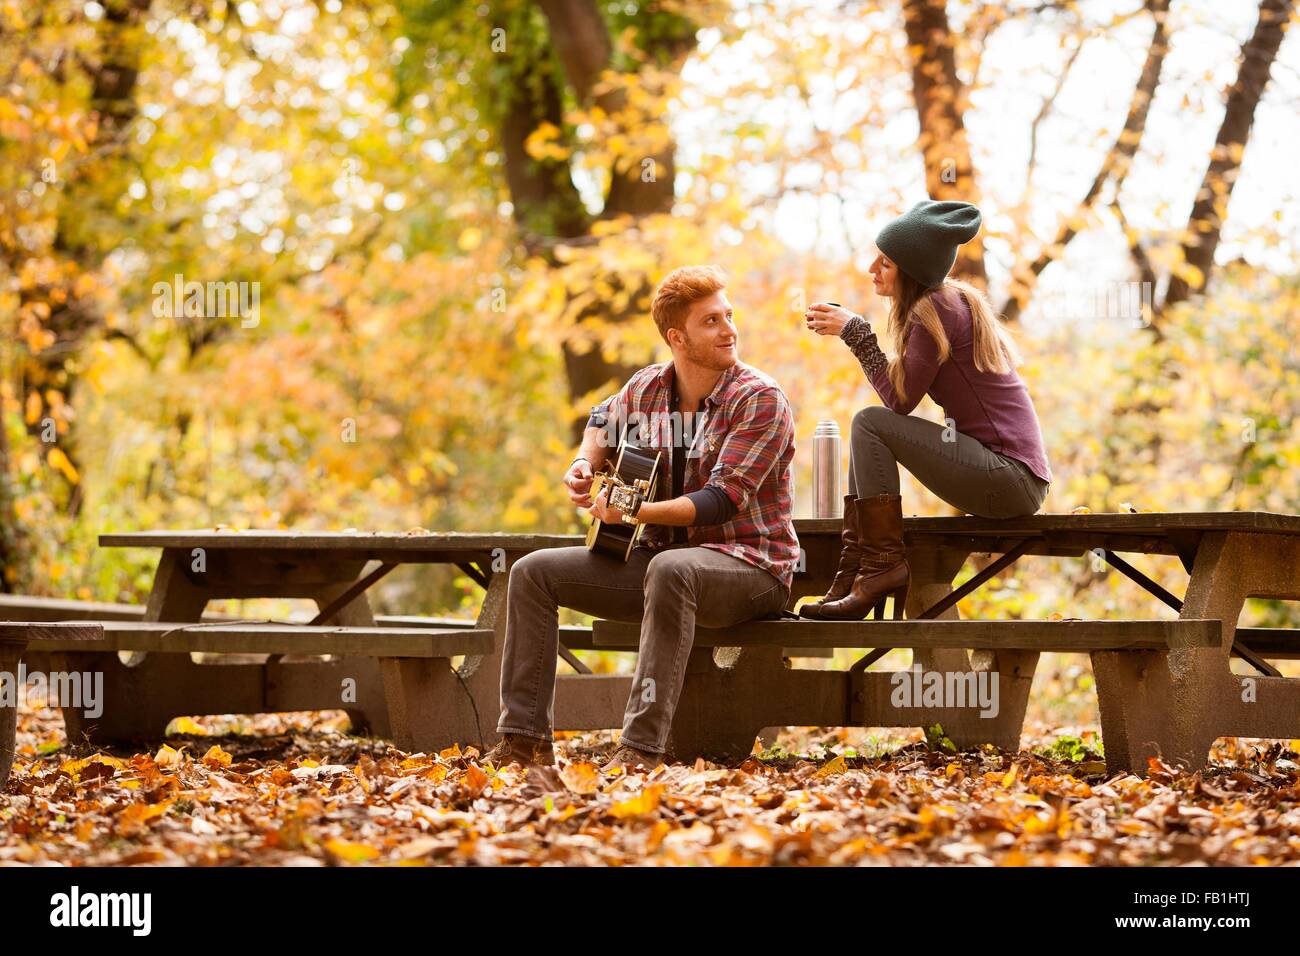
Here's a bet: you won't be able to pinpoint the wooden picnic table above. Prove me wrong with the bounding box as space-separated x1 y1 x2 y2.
54 531 577 749
23 510 1298 774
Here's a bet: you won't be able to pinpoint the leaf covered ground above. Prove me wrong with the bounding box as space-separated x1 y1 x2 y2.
5 682 1300 867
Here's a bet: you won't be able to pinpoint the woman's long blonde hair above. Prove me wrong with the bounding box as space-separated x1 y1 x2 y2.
883 273 1023 405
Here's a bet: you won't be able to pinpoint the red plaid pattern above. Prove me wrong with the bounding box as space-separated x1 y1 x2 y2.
602 360 800 590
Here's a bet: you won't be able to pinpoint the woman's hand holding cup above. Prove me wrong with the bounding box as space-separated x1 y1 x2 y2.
804 301 856 336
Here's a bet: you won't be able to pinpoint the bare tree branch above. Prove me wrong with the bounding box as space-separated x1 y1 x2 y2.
1020 32 1087 213
999 0 1172 323
1109 200 1159 336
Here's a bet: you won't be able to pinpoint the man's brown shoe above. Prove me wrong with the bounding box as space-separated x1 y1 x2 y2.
479 733 556 769
600 743 665 773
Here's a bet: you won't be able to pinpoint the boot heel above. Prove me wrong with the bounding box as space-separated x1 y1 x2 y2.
890 584 908 620
870 597 886 620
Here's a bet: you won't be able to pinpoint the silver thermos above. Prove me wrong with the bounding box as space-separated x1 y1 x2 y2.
812 420 842 518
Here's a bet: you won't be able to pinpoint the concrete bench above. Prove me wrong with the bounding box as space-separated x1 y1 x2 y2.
0 595 611 753
21 617 492 746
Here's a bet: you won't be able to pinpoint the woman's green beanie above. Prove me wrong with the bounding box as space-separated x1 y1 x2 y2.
875 199 982 289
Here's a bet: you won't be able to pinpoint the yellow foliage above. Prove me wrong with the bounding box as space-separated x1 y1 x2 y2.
46 448 79 484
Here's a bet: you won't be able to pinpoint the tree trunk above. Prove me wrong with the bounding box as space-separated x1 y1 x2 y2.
1161 0 1294 316
900 0 987 288
0 417 20 594
498 29 590 246
17 0 151 519
530 0 697 437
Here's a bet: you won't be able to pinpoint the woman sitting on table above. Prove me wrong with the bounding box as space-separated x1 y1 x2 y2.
800 199 1053 622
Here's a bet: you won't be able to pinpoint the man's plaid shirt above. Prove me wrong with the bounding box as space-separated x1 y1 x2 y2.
599 360 800 591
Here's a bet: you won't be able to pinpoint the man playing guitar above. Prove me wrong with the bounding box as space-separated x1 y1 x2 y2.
483 265 800 773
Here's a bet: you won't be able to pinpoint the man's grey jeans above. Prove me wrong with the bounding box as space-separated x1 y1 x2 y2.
496 543 790 755
848 406 1050 518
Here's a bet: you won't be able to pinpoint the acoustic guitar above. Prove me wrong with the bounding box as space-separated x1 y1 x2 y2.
585 434 663 561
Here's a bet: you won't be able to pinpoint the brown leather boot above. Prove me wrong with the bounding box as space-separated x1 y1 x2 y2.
818 493 909 621
799 495 862 620
478 733 556 769
600 743 665 774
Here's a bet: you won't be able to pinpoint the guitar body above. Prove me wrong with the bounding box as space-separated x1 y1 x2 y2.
586 439 663 561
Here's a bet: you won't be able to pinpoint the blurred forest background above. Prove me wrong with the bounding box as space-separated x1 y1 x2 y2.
2 0 1298 634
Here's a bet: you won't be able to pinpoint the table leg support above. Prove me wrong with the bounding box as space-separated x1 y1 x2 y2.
1092 646 1185 774
379 658 483 753
906 546 972 677
301 582 392 739
380 558 516 753
1094 531 1300 775
665 646 851 762
0 640 24 787
264 656 390 737
891 547 1034 750
554 674 635 730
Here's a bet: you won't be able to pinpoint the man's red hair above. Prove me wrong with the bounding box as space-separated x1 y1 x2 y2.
651 265 727 344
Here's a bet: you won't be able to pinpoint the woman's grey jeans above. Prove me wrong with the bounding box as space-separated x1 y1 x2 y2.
848 405 1049 518
496 543 790 756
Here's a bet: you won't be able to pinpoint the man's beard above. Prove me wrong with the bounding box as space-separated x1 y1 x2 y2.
681 331 737 371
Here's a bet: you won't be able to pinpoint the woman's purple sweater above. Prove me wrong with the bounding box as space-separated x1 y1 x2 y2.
837 288 1053 485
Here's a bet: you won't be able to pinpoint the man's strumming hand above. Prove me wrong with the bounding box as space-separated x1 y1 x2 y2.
564 458 595 507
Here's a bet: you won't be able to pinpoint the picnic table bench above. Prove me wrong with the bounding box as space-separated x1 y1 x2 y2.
3 511 1297 777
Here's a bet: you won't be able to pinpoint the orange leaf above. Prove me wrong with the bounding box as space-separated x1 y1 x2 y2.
814 755 847 779
560 761 601 794
47 447 79 484
609 784 664 819
325 839 381 863
117 798 175 834
462 763 489 799
201 745 232 768
153 744 183 768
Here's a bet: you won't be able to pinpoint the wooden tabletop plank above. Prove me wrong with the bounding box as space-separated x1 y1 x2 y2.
100 513 1300 553
797 512 1300 536
98 530 584 551
0 622 104 643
